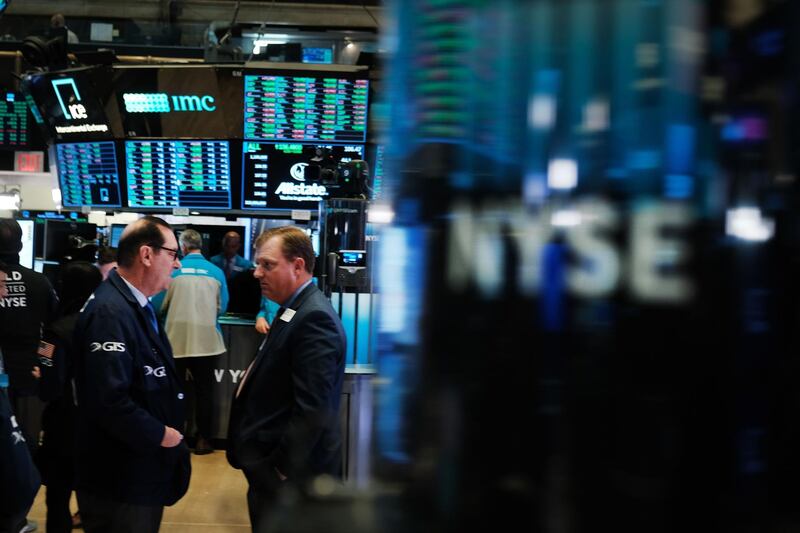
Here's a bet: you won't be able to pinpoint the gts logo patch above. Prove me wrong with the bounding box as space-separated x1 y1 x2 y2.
89 342 126 352
144 366 166 378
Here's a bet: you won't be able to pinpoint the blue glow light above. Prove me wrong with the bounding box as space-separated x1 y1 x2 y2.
664 174 694 199
123 93 170 113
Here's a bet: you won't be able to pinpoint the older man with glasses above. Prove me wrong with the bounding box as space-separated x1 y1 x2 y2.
71 216 191 533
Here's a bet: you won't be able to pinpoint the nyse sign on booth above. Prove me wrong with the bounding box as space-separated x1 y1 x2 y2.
447 198 694 303
182 368 247 384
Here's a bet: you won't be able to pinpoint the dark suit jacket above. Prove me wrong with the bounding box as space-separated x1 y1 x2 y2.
227 283 346 488
72 270 190 506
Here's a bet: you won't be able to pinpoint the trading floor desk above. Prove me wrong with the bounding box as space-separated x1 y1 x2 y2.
193 315 374 484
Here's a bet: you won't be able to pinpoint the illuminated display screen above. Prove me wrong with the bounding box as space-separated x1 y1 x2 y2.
244 74 368 143
17 219 34 270
114 67 234 139
340 250 366 266
56 141 122 208
126 140 231 209
0 93 29 148
369 144 384 200
22 68 116 141
109 224 124 247
302 47 334 64
241 141 363 211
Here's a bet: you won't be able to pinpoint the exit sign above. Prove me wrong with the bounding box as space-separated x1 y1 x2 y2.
14 151 45 173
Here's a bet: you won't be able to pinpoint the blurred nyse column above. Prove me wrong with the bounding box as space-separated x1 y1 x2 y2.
370 0 800 532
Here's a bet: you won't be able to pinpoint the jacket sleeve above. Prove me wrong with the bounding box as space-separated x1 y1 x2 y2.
0 389 40 517
44 279 59 327
217 268 229 316
237 256 253 270
268 309 345 476
78 306 165 453
256 297 280 323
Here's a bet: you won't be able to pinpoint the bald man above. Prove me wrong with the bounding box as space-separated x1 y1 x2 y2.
209 231 252 281
72 216 190 533
49 13 79 44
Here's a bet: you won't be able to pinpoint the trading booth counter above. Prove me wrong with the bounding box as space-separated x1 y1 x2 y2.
201 315 374 484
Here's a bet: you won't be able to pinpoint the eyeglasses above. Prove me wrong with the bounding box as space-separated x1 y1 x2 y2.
151 244 180 260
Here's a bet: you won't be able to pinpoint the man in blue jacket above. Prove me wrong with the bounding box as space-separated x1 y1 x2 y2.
152 229 229 455
72 216 190 533
210 231 252 281
227 226 346 532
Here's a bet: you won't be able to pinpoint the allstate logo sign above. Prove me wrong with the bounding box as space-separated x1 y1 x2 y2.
290 162 308 182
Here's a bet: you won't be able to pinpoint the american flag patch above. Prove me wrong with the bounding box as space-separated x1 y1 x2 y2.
37 340 55 359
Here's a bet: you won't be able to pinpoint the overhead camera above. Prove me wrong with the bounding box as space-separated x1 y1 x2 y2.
304 148 370 199
21 33 67 70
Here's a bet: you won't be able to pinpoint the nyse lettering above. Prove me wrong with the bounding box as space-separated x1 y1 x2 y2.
0 296 27 308
3 272 27 307
214 368 246 383
447 198 694 303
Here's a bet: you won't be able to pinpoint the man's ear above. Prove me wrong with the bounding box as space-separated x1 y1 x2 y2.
294 257 305 274
139 244 153 267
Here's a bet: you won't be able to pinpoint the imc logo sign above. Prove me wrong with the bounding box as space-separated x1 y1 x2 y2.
123 93 216 113
51 78 87 120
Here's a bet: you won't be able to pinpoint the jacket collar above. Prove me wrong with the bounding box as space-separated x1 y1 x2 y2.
108 269 142 307
282 279 314 311
107 270 176 374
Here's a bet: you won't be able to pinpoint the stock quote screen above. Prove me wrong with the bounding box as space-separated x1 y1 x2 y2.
56 141 122 208
0 92 29 148
125 140 231 209
241 141 364 211
244 74 368 143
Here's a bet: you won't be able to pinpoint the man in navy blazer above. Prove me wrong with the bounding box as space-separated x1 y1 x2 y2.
72 216 190 533
227 226 346 531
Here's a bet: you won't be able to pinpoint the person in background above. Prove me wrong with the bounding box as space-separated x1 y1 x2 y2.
0 220 58 483
152 229 228 455
36 261 102 533
49 13 79 44
72 216 190 533
95 246 117 280
227 226 347 532
0 260 41 533
255 295 281 334
210 231 251 281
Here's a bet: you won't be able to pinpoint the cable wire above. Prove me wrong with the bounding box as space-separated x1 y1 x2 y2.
218 0 242 45
246 0 279 62
363 2 379 29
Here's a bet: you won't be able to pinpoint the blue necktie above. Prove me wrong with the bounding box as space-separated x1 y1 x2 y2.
144 302 159 333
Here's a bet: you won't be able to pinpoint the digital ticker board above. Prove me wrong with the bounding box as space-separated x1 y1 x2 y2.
125 140 231 209
0 92 29 148
241 141 364 210
56 141 122 208
244 74 368 143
